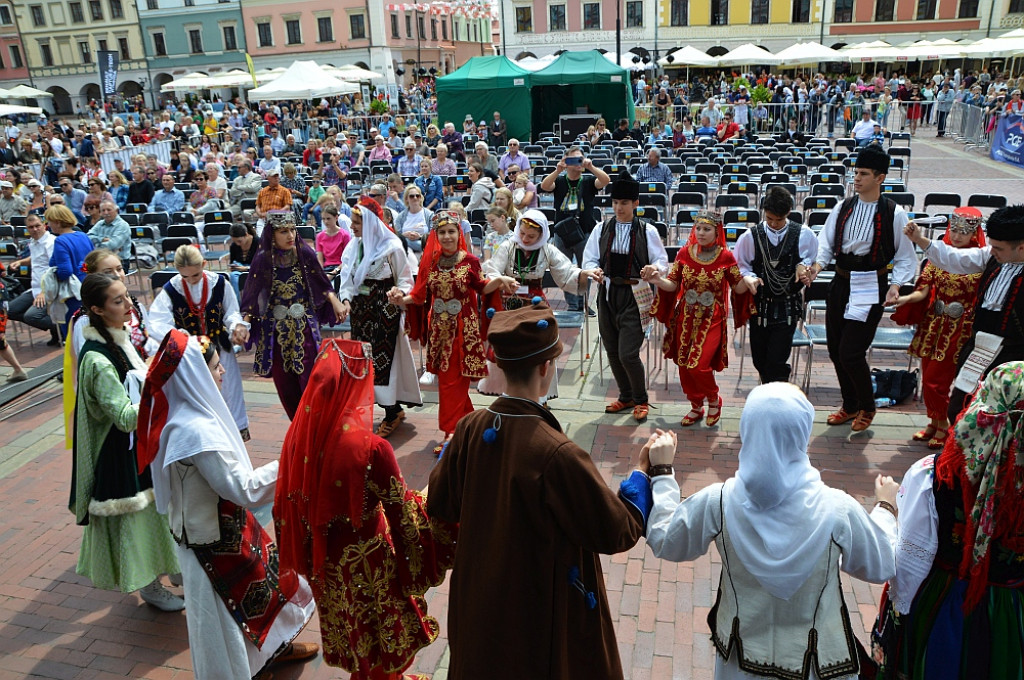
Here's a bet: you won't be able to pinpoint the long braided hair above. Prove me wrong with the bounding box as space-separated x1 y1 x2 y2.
80 273 131 373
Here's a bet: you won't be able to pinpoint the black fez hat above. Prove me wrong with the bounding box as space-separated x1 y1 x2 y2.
610 168 640 201
985 205 1024 242
855 144 890 174
487 300 562 369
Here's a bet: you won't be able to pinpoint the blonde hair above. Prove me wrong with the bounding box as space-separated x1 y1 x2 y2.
447 201 467 219
173 244 204 268
493 187 519 221
108 170 126 185
44 205 77 228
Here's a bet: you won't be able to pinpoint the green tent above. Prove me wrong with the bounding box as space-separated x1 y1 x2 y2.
435 56 533 142
530 51 636 136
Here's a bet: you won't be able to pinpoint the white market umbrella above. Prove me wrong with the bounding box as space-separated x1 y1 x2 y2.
658 45 718 67
900 40 968 60
204 70 254 88
331 65 385 80
5 84 53 98
602 52 651 71
160 72 213 92
247 60 360 101
774 42 846 66
0 104 43 116
842 41 905 63
714 43 783 67
960 37 1024 57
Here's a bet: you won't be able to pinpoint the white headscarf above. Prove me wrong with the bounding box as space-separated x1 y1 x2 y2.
722 383 831 600
147 334 250 514
511 208 550 252
350 202 403 289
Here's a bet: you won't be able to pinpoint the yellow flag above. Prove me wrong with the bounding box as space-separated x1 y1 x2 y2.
245 53 258 88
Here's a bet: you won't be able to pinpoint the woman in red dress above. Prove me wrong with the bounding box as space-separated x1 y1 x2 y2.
893 207 985 449
275 338 456 680
390 210 505 449
646 210 751 427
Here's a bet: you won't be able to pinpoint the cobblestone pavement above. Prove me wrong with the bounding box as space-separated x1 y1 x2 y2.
0 135 1021 679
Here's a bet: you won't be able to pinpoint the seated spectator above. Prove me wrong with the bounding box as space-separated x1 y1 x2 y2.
254 168 292 229
465 162 496 212
26 179 48 216
0 260 28 381
431 143 457 177
302 174 324 225
127 165 155 207
228 223 257 299
82 195 103 230
107 171 129 210
498 139 529 181
414 159 444 211
205 164 227 199
476 141 500 176
852 109 880 146
315 205 352 272
384 174 406 215
395 184 433 253
302 139 323 168
508 165 537 211
367 135 392 163
716 111 741 141
258 144 280 175
149 173 185 214
228 160 262 217
280 162 307 213
441 122 465 161
869 124 886 147
0 180 28 224
87 200 131 264
57 177 88 226
86 177 115 206
636 148 674 185
695 116 717 139
396 141 423 176
5 213 60 345
188 170 222 215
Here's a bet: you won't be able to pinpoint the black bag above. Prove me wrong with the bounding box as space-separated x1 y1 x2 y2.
872 368 918 405
0 273 23 303
552 215 586 248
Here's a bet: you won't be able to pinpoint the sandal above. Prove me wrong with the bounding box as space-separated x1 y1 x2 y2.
912 424 937 441
827 409 857 426
375 410 406 438
705 397 723 428
606 399 636 414
851 410 875 433
927 428 948 450
632 403 649 423
681 407 704 427
274 641 319 664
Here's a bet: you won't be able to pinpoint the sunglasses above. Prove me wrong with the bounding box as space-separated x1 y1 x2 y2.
408 194 422 198
507 171 518 176
368 192 384 198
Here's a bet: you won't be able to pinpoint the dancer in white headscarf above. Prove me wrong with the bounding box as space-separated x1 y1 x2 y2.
478 209 600 400
644 382 899 679
136 329 318 679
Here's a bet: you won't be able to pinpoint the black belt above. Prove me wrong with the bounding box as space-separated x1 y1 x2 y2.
610 277 639 286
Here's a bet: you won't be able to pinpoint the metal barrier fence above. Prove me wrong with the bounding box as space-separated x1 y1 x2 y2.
948 100 990 152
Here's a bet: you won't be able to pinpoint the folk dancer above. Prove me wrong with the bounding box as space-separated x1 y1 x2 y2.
801 144 918 433
582 170 668 423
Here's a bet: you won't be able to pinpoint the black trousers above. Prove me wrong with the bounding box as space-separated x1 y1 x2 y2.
937 110 949 137
826 277 885 413
598 284 648 405
748 319 797 384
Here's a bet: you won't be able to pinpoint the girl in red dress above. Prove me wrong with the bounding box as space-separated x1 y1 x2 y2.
646 210 751 427
893 207 985 449
390 211 506 449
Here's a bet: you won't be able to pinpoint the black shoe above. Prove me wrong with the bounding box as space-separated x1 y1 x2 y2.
586 306 597 318
47 336 61 347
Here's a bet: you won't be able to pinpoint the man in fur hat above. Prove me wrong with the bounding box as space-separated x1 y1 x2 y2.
582 169 669 423
427 301 652 680
801 145 917 433
904 204 1024 421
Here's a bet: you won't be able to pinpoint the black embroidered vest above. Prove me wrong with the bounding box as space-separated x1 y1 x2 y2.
598 217 651 280
751 222 804 326
966 257 1024 364
164 275 232 352
832 196 897 273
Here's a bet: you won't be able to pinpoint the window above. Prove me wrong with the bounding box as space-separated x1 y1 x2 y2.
405 13 412 37
118 36 129 59
79 41 92 63
418 14 425 39
188 29 202 53
0 51 4 68
153 31 166 56
549 4 566 30
185 0 194 5
958 0 979 16
30 5 45 27
834 0 853 22
318 17 333 42
583 2 600 28
711 0 728 25
109 0 122 18
146 0 157 9
626 1 642 26
515 7 532 31
223 25 236 50
9 45 22 68
431 18 437 40
69 2 84 23
792 0 810 22
89 0 102 20
285 19 301 44
98 39 107 51
1012 0 1024 12
391 14 399 37
874 0 895 20
257 21 272 47
40 43 53 66
442 17 447 39
916 0 936 18
752 0 769 23
0 6 10 24
670 0 688 25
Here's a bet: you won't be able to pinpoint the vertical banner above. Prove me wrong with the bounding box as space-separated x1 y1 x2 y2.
245 53 258 88
97 50 119 99
991 113 1024 170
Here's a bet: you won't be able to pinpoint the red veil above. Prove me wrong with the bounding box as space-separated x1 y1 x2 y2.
407 211 471 343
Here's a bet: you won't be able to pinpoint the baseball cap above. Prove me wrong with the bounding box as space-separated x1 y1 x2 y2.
266 168 281 177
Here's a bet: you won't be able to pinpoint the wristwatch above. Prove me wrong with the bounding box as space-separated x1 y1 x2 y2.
649 464 674 478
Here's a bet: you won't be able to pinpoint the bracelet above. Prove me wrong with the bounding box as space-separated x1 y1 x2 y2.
649 464 674 478
875 500 898 518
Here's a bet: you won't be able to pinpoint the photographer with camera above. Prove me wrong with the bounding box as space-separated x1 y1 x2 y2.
540 147 610 315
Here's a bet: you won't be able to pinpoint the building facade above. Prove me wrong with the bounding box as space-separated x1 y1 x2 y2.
136 0 248 106
239 0 492 91
0 1 31 89
13 0 148 113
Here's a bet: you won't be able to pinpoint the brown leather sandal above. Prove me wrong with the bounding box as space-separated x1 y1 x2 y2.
827 409 857 426
851 410 875 433
605 399 636 414
375 411 406 438
632 403 649 423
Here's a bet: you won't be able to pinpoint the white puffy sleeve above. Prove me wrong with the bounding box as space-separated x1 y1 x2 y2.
189 450 279 508
646 478 723 563
890 455 939 613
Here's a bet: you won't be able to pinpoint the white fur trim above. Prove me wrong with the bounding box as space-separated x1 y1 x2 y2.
81 323 148 371
88 488 155 517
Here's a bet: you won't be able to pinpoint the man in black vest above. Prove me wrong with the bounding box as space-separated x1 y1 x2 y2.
802 145 917 432
582 170 668 423
540 147 611 315
904 205 1024 422
735 186 819 384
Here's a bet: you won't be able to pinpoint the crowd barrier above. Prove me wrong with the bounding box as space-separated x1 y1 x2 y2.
948 101 990 152
98 140 174 173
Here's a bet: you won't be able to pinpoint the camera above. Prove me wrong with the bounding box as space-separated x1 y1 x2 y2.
565 156 583 166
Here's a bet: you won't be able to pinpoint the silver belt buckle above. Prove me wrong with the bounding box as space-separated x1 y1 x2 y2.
272 304 287 320
684 289 698 305
698 291 715 307
944 301 964 319
287 302 305 318
933 300 945 316
432 298 462 316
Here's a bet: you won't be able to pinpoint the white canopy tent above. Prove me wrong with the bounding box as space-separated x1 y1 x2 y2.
0 103 43 116
247 60 359 101
603 52 652 71
329 65 385 80
657 46 718 67
773 42 846 66
5 84 53 98
714 43 783 67
160 72 213 92
899 39 968 60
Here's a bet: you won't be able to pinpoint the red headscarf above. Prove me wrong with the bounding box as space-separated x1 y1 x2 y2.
686 209 728 249
410 210 469 305
275 339 377 575
137 329 189 471
942 207 987 248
